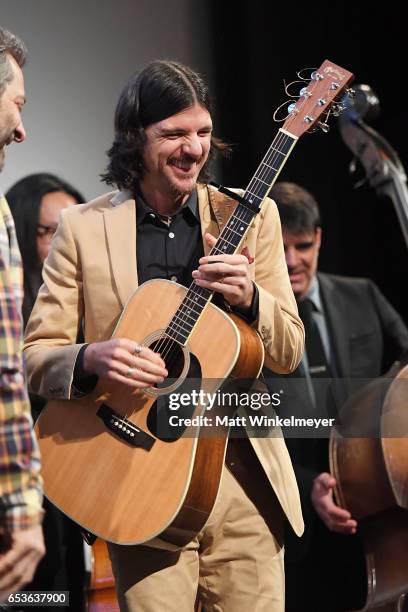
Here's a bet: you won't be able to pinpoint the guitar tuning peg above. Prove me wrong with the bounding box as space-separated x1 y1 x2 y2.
346 87 355 98
299 86 312 98
317 121 330 133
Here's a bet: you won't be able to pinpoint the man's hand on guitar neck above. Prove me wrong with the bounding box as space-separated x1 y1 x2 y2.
83 339 168 388
192 233 254 309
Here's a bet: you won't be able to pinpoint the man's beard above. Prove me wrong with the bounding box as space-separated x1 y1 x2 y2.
0 147 5 172
169 181 194 198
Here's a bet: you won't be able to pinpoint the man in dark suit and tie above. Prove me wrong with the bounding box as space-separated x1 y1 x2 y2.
267 181 408 611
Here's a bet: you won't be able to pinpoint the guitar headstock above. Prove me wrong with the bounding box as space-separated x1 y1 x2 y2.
282 60 354 138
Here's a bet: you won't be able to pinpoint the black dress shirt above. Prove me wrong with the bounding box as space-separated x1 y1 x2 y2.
135 190 204 287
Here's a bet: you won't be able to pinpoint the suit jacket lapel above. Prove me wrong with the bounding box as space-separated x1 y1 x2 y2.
197 184 220 255
318 273 350 378
103 194 138 308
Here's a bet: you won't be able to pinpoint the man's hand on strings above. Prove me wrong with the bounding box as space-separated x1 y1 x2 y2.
192 233 254 309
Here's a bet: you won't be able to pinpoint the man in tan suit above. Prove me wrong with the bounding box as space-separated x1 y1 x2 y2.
24 60 304 611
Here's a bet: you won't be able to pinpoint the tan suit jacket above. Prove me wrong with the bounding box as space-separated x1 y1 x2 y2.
24 183 304 536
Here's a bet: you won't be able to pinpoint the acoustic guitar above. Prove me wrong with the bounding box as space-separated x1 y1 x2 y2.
35 60 353 546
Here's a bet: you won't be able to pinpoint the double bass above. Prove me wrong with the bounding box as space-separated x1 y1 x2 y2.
330 84 408 611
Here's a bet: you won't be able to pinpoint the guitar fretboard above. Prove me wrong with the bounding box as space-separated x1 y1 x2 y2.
165 129 297 344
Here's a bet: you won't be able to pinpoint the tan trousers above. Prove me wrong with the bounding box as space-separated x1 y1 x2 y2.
108 439 285 612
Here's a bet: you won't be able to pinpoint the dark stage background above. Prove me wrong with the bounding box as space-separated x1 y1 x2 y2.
209 2 407 324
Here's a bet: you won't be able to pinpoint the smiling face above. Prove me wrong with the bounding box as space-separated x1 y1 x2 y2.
282 227 322 299
0 54 26 171
139 103 212 212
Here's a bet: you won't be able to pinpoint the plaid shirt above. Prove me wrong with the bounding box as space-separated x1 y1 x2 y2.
0 194 43 532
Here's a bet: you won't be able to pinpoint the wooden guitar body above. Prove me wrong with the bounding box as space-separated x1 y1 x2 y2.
35 279 263 545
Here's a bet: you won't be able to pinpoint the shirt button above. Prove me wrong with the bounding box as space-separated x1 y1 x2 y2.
168 232 175 239
170 275 178 282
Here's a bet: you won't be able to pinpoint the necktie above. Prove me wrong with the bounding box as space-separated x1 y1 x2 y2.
298 298 338 471
297 298 339 428
297 298 332 379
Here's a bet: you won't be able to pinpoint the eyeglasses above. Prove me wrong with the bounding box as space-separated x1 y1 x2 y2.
36 223 58 238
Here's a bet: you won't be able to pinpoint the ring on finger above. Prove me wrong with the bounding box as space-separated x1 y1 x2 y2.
133 343 143 356
126 366 135 378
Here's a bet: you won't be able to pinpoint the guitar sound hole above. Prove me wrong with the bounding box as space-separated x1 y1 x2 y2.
149 338 185 386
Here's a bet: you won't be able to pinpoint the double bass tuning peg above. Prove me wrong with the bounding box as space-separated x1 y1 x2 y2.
332 103 345 117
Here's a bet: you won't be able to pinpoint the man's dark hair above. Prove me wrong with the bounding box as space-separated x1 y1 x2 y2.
102 60 229 192
270 182 321 234
0 26 27 96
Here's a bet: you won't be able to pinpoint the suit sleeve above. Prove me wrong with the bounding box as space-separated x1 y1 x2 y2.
23 209 86 399
369 281 408 369
253 199 304 374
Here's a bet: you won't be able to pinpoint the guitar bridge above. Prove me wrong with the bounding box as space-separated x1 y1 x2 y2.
97 404 155 450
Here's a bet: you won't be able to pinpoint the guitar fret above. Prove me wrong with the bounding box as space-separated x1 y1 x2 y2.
172 312 194 329
178 300 202 318
165 325 189 344
261 160 279 171
177 300 202 319
188 288 210 306
245 133 296 203
226 213 251 229
270 146 286 155
167 319 190 336
244 189 263 201
227 217 249 229
223 224 246 238
218 236 238 249
252 176 270 187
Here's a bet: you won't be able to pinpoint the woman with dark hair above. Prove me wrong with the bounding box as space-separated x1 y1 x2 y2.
6 173 86 610
6 172 84 325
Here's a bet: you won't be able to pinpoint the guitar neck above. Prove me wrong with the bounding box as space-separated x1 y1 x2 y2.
164 58 355 344
242 129 298 209
164 129 298 345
